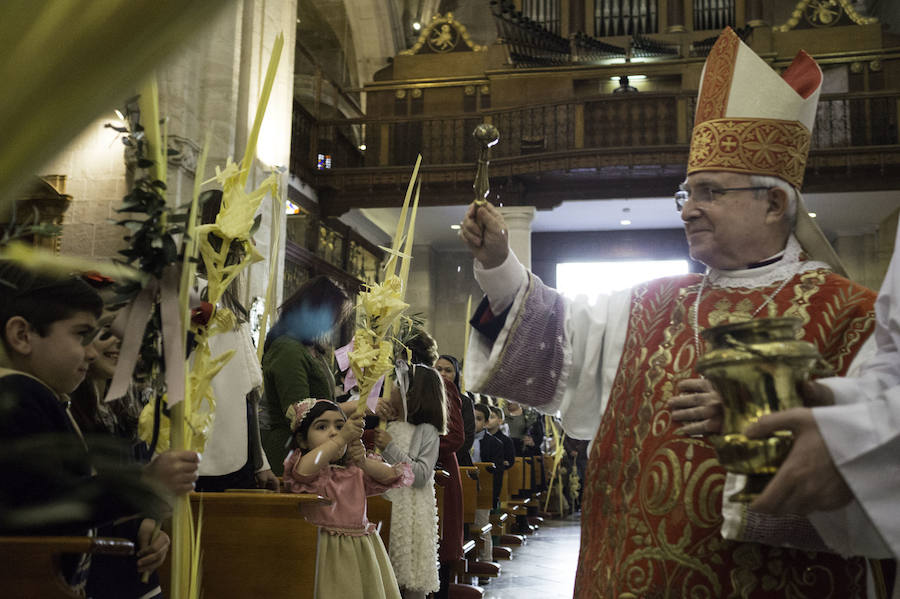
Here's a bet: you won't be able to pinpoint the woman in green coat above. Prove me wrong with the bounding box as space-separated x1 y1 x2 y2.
259 276 350 474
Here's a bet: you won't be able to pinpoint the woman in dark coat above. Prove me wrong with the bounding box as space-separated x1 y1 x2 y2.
436 354 475 467
259 276 350 474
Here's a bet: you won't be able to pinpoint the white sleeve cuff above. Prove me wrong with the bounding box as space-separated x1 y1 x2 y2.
474 250 527 314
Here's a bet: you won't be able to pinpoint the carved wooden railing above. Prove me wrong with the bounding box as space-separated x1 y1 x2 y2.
303 90 900 172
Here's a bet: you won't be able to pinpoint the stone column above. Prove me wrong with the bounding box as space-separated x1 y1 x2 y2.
500 206 536 270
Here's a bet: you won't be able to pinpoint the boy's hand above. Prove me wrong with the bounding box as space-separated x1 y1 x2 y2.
373 429 392 450
136 519 170 574
347 440 366 466
146 450 200 495
340 413 365 443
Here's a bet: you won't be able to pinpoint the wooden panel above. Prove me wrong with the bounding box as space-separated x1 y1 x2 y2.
507 458 526 497
473 462 497 510
183 492 329 599
0 536 133 599
459 466 480 524
367 495 392 551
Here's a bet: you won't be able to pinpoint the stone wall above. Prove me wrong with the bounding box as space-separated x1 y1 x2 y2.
51 0 298 308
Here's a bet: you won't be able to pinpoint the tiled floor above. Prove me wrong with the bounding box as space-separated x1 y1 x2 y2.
482 514 581 599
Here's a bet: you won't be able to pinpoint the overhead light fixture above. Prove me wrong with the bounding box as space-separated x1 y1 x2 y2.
609 75 647 81
808 212 817 218
412 22 421 31
358 144 366 151
620 219 632 226
450 224 461 230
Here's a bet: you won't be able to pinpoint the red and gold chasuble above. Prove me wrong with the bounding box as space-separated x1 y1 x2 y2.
576 268 876 599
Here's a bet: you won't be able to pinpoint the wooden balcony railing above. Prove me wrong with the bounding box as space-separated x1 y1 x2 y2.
301 90 899 171
290 90 900 212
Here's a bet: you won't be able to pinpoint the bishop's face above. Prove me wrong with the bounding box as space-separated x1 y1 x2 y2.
679 171 774 270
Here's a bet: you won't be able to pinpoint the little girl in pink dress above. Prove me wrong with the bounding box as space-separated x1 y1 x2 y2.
283 399 413 599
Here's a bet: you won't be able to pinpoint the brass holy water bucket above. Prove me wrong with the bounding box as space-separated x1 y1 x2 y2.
695 318 831 502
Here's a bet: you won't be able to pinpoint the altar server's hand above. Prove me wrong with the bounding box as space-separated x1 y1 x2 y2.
667 378 723 436
745 407 853 515
461 201 509 269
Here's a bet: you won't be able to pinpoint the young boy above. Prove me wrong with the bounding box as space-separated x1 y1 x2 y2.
487 405 515 470
471 403 504 563
0 261 171 596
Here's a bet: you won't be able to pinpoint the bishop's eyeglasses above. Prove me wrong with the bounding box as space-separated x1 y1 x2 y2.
674 184 771 211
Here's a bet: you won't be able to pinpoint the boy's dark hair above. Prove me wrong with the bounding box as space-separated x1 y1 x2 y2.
405 364 447 434
291 401 346 451
404 325 439 367
473 403 491 421
488 405 504 420
0 261 103 351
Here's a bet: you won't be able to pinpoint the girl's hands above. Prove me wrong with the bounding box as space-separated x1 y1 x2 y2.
340 413 365 443
373 429 392 451
376 396 396 422
347 439 367 466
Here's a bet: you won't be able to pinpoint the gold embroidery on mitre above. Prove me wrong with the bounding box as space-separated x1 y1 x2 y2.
695 28 741 124
688 118 811 188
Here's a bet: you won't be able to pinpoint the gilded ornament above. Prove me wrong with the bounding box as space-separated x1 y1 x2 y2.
400 13 486 55
696 318 832 501
775 0 878 31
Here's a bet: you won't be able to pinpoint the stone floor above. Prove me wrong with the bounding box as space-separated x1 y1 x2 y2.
482 514 581 599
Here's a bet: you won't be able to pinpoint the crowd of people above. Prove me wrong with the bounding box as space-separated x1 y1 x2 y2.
0 256 555 599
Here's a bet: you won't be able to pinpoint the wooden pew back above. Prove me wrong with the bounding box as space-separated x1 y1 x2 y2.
472 462 496 510
0 536 133 599
180 492 328 599
458 466 479 525
367 495 392 551
507 457 525 497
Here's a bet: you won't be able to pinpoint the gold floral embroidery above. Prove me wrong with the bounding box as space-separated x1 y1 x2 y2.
688 118 811 188
578 271 875 599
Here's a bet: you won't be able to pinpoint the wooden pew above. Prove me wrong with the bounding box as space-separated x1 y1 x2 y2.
367 495 392 551
475 462 524 559
500 459 537 536
507 457 526 499
522 456 545 529
0 536 133 598
459 465 503 571
161 491 329 599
